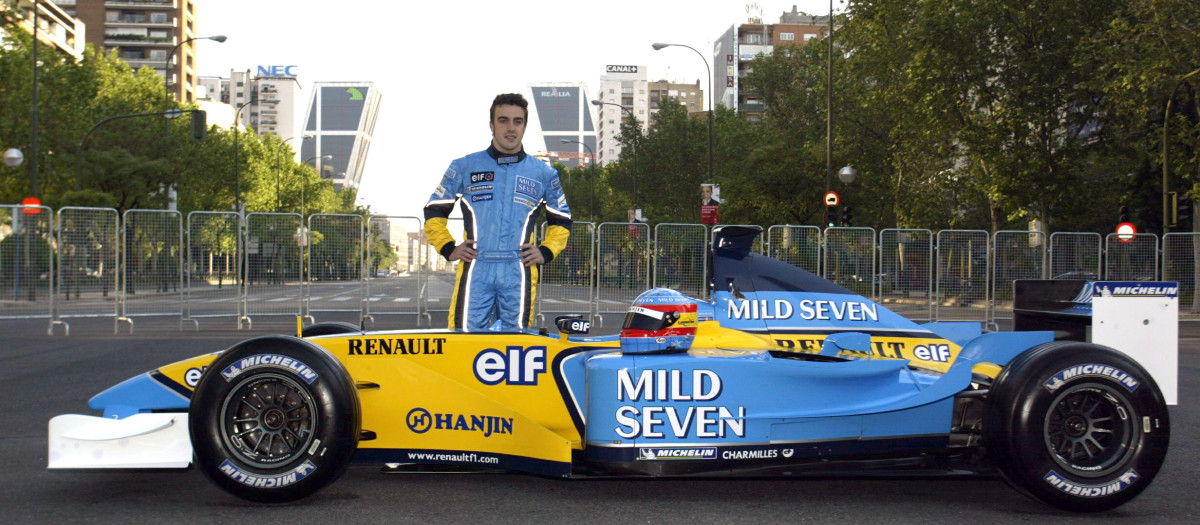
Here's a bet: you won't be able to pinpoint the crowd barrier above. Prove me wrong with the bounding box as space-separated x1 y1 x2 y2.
1 204 1190 334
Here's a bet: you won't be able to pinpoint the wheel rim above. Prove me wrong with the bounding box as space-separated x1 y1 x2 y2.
219 373 317 469
1043 383 1137 478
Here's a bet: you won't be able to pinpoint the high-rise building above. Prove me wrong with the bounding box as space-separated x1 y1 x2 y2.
714 6 828 119
525 83 596 169
595 66 704 166
3 0 86 59
299 82 382 193
197 66 305 146
57 0 206 103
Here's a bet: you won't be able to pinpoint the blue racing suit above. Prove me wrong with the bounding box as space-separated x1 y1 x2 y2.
424 145 572 331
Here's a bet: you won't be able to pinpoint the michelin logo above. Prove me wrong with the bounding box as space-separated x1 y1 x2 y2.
1095 282 1178 298
1044 364 1139 393
220 459 316 488
638 447 717 460
221 354 318 384
1044 469 1139 498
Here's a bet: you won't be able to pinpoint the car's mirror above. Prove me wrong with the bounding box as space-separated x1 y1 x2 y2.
555 315 590 337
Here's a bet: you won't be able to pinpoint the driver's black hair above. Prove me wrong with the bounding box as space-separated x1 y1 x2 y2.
490 93 529 121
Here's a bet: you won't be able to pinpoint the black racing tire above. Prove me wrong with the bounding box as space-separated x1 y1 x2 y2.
984 341 1169 512
190 336 360 502
301 322 362 338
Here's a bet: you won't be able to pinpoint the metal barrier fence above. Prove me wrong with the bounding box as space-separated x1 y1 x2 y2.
992 231 1046 320
241 213 302 328
936 230 990 322
766 225 821 274
0 205 54 327
878 229 934 321
423 217 462 321
364 215 425 327
306 214 364 322
1104 233 1159 281
120 210 183 330
16 202 1200 333
823 227 876 297
595 222 650 322
654 223 709 301
537 222 596 325
184 211 241 327
1050 232 1102 279
1163 233 1200 320
53 207 119 331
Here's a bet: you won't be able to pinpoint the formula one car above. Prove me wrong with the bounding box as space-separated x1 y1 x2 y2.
48 227 1171 512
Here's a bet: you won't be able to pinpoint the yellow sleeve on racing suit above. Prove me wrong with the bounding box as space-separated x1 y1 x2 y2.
423 216 459 260
539 224 570 263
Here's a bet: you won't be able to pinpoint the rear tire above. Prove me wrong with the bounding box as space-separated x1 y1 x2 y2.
985 341 1169 512
190 336 360 502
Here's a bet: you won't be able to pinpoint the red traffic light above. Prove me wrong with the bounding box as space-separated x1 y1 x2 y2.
21 196 41 215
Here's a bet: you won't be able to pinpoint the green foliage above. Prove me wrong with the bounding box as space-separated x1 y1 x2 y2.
0 14 352 217
598 0 1200 234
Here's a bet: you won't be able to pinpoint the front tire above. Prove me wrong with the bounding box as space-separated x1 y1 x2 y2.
985 341 1169 512
190 336 360 502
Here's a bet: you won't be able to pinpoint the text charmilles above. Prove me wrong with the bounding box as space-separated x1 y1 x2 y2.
348 337 447 356
614 369 746 439
728 299 878 322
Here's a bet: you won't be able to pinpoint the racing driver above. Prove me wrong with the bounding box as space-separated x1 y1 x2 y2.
424 93 572 331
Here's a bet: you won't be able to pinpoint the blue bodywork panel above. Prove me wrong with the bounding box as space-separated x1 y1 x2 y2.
88 372 190 418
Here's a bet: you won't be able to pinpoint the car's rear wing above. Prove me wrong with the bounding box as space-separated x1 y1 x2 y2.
1014 279 1178 404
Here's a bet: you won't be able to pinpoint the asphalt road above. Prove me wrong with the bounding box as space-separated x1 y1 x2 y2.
2 317 1197 524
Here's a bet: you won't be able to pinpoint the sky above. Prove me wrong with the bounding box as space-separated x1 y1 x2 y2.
195 0 840 217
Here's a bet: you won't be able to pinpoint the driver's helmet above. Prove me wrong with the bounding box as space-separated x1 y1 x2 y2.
620 288 698 354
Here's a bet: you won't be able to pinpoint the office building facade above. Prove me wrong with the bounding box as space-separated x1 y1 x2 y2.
56 0 205 103
4 0 86 59
525 83 596 169
595 66 704 166
715 7 828 119
298 82 382 193
197 66 304 146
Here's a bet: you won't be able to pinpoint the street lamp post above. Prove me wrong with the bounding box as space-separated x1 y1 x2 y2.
162 35 225 181
30 0 38 198
591 99 639 209
277 134 313 210
1162 66 1200 232
162 35 226 111
652 42 713 186
561 139 595 222
827 0 835 193
300 155 332 218
233 98 257 216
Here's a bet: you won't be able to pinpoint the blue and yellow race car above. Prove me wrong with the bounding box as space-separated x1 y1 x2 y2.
48 227 1170 512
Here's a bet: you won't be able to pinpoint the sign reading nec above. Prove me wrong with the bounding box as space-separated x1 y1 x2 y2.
256 65 298 77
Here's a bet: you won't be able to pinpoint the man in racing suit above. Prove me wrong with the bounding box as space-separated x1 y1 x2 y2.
424 93 572 331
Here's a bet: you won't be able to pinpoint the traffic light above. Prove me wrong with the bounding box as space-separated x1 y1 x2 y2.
1178 197 1193 230
824 206 838 228
841 206 853 227
191 110 207 141
1118 205 1129 223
